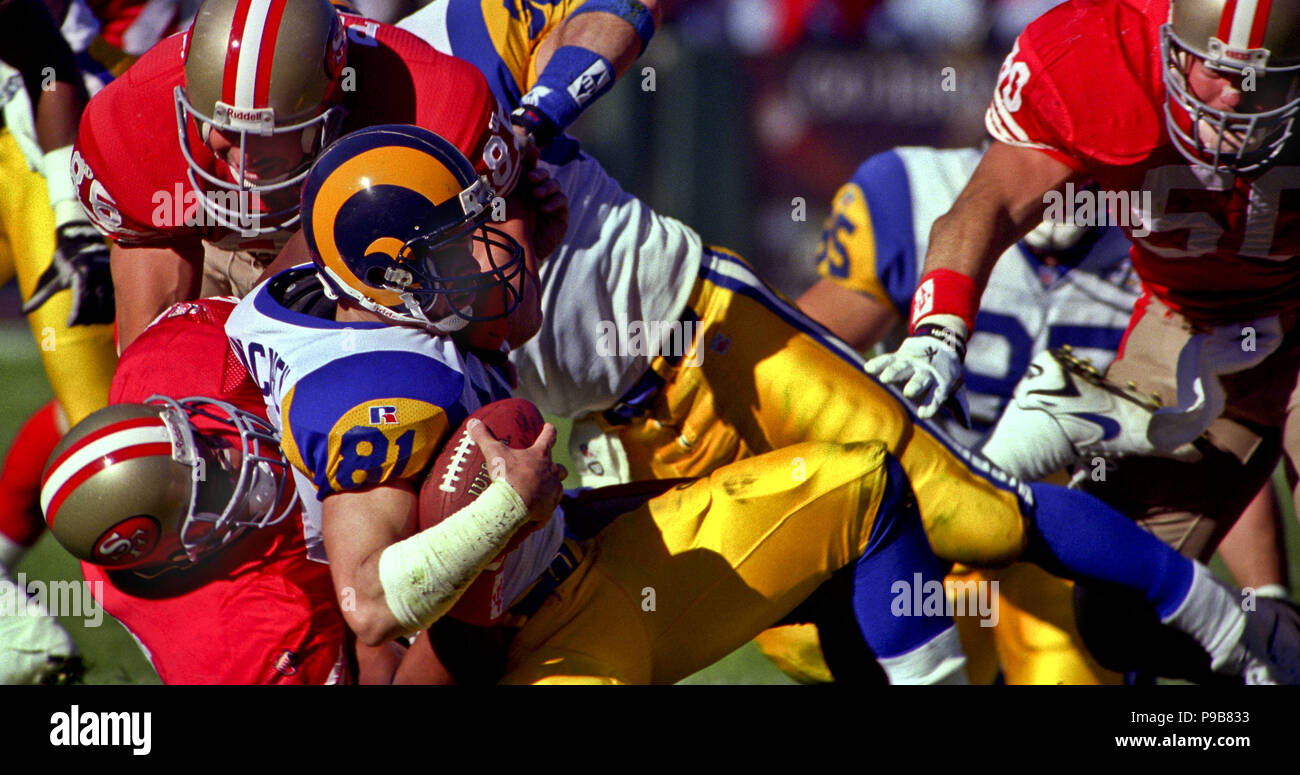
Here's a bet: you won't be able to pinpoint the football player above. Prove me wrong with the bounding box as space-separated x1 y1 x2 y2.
397 0 1300 682
1 0 117 420
789 145 1139 685
228 124 984 684
798 144 1291 683
235 124 1294 684
864 0 1300 661
38 296 351 684
72 0 522 353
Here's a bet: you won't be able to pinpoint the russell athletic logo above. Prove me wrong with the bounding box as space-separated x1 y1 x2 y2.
369 405 398 425
50 706 151 755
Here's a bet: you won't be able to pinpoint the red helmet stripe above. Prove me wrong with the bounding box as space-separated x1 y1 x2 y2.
1248 0 1273 49
221 0 256 107
43 416 161 487
45 443 175 528
254 0 291 109
230 0 277 109
1217 0 1239 44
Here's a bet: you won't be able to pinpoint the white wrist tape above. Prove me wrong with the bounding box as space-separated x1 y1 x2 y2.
377 478 529 633
41 145 82 227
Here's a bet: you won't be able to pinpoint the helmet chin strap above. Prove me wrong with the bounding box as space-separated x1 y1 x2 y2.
398 291 470 333
244 461 280 521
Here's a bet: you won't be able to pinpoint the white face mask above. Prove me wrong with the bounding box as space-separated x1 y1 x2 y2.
1023 219 1088 253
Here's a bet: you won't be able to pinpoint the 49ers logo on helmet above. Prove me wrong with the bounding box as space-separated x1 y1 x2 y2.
94 516 161 566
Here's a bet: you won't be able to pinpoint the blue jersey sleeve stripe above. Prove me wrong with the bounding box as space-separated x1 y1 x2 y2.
852 151 917 315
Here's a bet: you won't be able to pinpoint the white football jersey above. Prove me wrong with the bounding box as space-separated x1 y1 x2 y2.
226 266 564 607
398 6 704 418
510 154 703 417
816 146 1140 447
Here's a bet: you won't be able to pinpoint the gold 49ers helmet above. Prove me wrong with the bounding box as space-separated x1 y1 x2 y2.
175 0 349 234
1161 0 1300 171
302 124 524 332
39 396 295 571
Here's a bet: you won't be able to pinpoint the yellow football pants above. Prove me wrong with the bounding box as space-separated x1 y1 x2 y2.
0 129 116 425
502 441 891 685
611 247 1028 566
604 247 1115 683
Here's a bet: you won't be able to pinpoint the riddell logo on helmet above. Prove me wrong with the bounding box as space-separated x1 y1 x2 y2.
213 103 275 133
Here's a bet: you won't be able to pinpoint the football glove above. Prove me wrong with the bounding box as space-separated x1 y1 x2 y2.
22 221 115 327
510 105 560 152
865 318 970 425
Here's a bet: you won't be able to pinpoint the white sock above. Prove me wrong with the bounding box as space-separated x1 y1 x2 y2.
1161 562 1246 674
876 626 970 685
1251 584 1290 600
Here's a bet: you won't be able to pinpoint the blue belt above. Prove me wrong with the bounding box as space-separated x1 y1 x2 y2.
509 540 582 619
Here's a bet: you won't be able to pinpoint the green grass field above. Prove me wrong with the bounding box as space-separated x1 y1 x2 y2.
3 319 1296 685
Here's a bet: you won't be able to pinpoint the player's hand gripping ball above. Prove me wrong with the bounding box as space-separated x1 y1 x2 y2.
419 398 546 626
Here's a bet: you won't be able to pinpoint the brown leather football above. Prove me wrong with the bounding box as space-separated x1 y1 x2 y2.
418 397 545 625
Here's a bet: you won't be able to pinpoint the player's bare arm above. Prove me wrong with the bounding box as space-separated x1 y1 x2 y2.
866 142 1078 419
533 0 663 80
797 280 899 353
0 0 87 152
922 141 1078 291
321 421 564 646
110 242 206 351
512 0 660 148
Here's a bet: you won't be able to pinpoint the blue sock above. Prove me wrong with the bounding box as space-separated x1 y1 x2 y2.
852 455 954 658
1024 483 1192 619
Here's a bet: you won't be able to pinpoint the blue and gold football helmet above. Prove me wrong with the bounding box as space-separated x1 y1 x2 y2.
301 124 524 332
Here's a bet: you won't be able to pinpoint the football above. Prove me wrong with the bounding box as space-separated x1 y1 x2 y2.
418 397 546 625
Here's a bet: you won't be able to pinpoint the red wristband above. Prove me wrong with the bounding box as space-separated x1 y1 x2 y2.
909 269 979 334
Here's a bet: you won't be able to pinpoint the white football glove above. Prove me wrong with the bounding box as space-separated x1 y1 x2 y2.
865 316 970 424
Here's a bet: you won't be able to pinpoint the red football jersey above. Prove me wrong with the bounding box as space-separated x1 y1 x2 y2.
85 297 349 684
73 13 519 253
986 0 1300 323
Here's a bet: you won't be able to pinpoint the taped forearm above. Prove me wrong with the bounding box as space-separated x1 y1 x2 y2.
377 479 529 633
